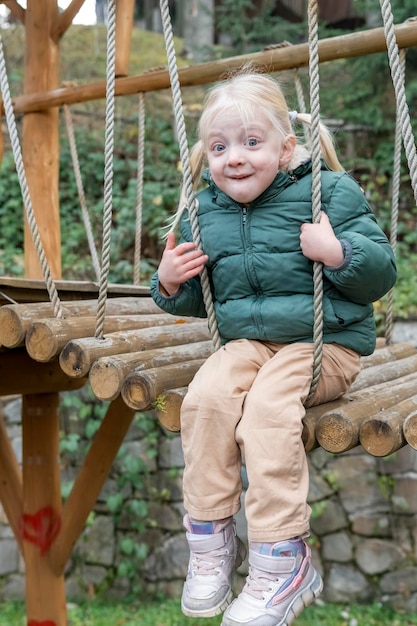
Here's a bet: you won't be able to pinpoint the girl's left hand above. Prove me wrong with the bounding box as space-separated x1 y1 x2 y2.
300 211 344 266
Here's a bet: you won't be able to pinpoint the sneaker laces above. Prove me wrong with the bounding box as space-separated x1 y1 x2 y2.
243 567 285 600
191 547 228 576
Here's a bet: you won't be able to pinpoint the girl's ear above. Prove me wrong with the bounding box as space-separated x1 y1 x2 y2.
279 134 296 168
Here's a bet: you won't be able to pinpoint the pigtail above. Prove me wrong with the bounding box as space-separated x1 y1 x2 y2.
164 139 206 237
295 113 344 172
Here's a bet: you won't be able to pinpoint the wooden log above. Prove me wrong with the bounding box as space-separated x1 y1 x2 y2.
359 394 417 457
360 342 417 369
25 313 190 362
312 372 417 454
0 349 87 396
59 320 211 378
0 297 163 348
302 411 321 453
121 359 207 411
350 353 417 392
403 410 417 450
5 22 417 115
155 387 187 432
90 341 213 401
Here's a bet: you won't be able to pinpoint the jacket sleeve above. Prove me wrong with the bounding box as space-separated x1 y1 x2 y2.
323 173 397 305
150 210 208 318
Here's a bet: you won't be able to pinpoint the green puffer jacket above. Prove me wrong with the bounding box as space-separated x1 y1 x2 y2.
151 160 397 356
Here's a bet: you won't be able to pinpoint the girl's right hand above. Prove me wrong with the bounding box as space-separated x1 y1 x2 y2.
158 231 209 296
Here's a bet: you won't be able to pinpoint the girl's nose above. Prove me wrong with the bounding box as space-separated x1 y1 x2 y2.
227 145 245 166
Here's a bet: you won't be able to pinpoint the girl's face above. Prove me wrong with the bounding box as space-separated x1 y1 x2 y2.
205 111 295 204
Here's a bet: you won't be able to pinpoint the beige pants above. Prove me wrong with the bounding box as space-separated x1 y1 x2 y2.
180 340 361 542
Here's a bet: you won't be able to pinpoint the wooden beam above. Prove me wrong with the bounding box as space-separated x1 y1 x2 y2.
115 0 135 77
0 410 23 552
23 0 61 279
49 396 136 576
3 20 417 115
0 349 87 396
52 0 87 41
0 0 26 24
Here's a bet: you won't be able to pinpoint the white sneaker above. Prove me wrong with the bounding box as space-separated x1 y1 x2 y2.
221 538 323 626
181 515 247 618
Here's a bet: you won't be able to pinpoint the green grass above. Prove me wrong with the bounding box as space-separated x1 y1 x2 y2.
1 598 417 626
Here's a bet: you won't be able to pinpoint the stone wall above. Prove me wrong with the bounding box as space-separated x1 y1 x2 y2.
0 394 416 611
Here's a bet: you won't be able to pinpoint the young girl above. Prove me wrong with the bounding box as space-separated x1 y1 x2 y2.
150 68 397 626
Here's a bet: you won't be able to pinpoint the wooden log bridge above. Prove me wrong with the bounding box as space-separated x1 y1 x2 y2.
1 294 417 626
0 297 417 457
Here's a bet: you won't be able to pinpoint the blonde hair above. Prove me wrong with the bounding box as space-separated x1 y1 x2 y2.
169 67 344 232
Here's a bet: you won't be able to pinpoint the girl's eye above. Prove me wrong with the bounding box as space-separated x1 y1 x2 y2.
213 144 225 153
246 138 259 147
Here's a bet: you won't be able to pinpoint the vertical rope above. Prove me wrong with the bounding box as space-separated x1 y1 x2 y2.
159 0 221 350
293 68 310 144
63 104 101 281
379 8 417 203
95 0 117 339
384 49 405 345
133 93 145 285
307 0 323 398
0 32 63 318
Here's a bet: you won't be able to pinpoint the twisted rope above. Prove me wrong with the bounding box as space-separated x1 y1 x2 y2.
0 33 63 318
159 0 221 350
133 93 145 285
293 68 311 144
307 0 324 398
384 48 405 345
95 0 117 339
380 6 417 203
64 104 101 281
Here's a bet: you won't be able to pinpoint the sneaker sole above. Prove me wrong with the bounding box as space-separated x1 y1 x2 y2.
281 570 323 626
181 539 246 619
182 587 234 618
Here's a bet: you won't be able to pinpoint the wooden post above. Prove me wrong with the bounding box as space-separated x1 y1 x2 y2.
23 0 61 279
115 0 135 77
22 392 67 626
0 411 24 552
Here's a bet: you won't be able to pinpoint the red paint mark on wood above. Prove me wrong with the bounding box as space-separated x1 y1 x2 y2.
28 621 56 626
20 506 61 555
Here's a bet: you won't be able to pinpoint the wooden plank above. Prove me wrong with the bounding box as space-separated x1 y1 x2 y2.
0 349 87 396
49 396 136 576
0 277 149 305
4 21 417 115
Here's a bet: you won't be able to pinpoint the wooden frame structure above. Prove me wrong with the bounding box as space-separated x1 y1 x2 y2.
0 2 417 625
